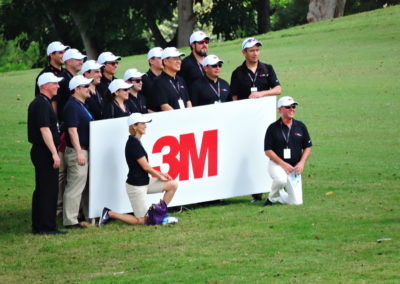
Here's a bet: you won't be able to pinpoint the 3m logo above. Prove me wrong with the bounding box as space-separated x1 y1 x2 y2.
152 130 218 181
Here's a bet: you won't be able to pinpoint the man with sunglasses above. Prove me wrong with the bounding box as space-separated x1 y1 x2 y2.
263 96 312 206
189 55 230 106
142 47 163 104
83 60 105 121
179 31 210 88
97 51 122 98
124 68 148 114
62 75 94 229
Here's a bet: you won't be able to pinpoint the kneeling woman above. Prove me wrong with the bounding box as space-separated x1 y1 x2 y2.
100 113 178 226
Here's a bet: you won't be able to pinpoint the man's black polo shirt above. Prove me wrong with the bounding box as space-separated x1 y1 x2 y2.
85 87 104 120
141 69 157 100
230 61 280 100
148 72 190 111
189 76 230 106
264 118 312 167
34 64 64 97
179 53 205 88
56 69 73 122
97 73 116 98
125 135 149 186
127 92 148 114
63 97 93 148
28 94 60 147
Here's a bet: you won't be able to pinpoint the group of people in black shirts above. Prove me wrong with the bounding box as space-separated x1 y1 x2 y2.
28 30 312 234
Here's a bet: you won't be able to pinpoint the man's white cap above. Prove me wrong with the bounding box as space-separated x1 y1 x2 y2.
161 47 185 60
47 41 70 56
62 48 87 62
108 79 133 94
203 54 223 66
123 68 145 81
82 60 103 74
127 113 152 126
69 75 93 91
37 72 63 87
147 47 164 60
277 96 299 108
97 51 122 64
189 31 210 45
242 37 262 50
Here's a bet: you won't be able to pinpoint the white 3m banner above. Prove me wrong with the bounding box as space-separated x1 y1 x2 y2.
89 97 276 218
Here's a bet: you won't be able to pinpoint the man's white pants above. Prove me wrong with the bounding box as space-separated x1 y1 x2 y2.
268 160 303 205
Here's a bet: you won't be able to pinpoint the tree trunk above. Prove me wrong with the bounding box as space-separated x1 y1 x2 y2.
70 9 98 60
257 0 270 34
307 0 346 23
177 0 197 48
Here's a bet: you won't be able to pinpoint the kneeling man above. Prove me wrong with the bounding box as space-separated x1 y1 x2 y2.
264 96 312 206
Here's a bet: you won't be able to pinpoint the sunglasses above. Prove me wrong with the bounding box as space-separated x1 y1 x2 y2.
284 105 297 109
210 63 222 68
79 84 90 89
196 39 209 45
106 61 118 66
129 79 142 83
119 88 130 92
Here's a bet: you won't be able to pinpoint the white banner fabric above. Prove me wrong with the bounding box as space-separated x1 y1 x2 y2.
89 97 276 218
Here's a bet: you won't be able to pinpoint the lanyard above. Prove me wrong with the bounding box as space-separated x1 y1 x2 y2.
247 70 258 87
169 79 182 99
74 97 93 120
196 61 205 76
208 80 220 98
280 121 291 147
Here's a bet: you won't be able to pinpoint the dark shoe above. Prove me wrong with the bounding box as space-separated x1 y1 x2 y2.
251 196 262 203
65 223 87 229
33 229 67 235
99 207 111 227
263 199 274 207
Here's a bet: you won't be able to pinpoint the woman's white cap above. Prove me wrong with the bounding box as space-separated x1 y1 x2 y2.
108 79 133 93
127 113 152 126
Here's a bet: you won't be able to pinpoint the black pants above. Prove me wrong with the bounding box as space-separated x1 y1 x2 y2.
31 144 59 233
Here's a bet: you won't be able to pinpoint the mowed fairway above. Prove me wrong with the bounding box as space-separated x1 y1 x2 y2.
0 6 399 283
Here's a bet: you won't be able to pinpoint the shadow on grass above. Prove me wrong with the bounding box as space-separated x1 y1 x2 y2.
0 207 33 236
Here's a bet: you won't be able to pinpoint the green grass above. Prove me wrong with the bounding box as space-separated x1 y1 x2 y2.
1 6 400 283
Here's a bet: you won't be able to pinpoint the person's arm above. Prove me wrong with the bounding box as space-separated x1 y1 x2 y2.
160 104 174 111
137 156 171 181
249 85 281 99
294 147 311 174
186 100 192 108
40 127 60 169
68 127 86 166
265 149 294 174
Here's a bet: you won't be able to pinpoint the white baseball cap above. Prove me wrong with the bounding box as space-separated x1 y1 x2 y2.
82 60 104 74
277 96 298 108
37 72 64 87
69 75 93 91
147 47 164 60
127 113 152 126
123 69 145 81
62 48 87 62
203 55 223 66
242 37 262 50
46 41 70 56
161 47 185 60
108 79 133 94
97 52 122 64
189 31 210 45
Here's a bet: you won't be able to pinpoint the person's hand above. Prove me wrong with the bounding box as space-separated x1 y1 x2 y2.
249 91 264 99
160 172 172 181
281 162 294 174
52 153 60 169
295 162 305 174
77 151 86 166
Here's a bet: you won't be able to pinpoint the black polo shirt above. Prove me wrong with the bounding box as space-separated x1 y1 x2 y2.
56 69 73 122
97 73 116 98
63 96 93 148
189 76 230 106
230 61 280 100
141 69 157 100
264 118 312 167
125 135 149 186
148 72 190 112
127 92 148 114
179 53 205 88
102 101 132 119
34 64 64 97
85 87 104 120
28 94 60 147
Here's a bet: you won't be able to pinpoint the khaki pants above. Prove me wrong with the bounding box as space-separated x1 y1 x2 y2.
63 147 89 226
126 178 164 218
57 151 67 216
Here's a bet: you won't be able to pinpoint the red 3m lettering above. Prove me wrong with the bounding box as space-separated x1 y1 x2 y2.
152 130 218 181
